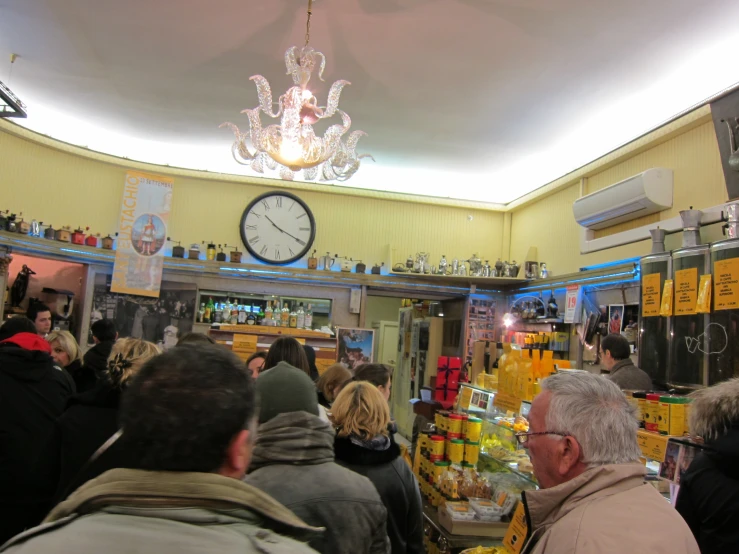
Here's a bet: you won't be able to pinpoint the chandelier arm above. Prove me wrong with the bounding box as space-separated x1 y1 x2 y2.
305 0 313 47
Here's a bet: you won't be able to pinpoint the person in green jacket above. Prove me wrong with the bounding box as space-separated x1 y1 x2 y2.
1 344 321 554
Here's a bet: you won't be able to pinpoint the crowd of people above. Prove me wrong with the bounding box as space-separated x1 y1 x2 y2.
0 306 736 553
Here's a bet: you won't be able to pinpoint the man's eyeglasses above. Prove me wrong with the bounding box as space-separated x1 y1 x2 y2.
515 431 570 446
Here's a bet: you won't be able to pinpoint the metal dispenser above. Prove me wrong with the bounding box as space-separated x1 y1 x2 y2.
669 208 709 386
708 202 739 384
638 228 671 384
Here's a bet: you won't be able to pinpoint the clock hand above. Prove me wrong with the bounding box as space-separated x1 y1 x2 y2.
265 215 303 243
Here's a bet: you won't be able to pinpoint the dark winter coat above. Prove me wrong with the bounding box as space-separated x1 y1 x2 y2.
64 359 97 394
676 427 739 554
0 333 76 543
82 340 114 380
245 412 390 554
607 358 653 390
334 433 424 554
37 381 123 505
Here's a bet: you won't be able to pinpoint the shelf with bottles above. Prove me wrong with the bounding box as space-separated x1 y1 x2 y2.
196 290 329 330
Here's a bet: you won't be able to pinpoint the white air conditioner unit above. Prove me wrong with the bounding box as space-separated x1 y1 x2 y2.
573 168 673 230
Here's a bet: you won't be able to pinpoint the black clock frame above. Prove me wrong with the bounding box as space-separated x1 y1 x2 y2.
239 190 316 265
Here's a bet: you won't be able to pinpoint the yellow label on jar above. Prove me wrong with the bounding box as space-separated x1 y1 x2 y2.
714 257 739 311
658 402 671 435
660 280 674 316
675 268 698 316
670 404 687 437
642 273 662 317
696 274 712 314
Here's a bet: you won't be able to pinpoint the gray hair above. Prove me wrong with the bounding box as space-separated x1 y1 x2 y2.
688 378 739 441
541 372 641 466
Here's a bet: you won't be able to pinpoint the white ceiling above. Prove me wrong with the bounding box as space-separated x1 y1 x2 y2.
2 0 739 204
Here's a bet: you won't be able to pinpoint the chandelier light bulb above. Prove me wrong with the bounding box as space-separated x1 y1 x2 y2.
279 139 303 164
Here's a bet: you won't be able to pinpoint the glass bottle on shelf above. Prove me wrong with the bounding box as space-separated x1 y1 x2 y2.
197 303 205 323
214 303 223 324
205 297 215 323
247 306 257 325
281 302 290 327
257 305 265 325
231 302 239 324
264 301 273 323
222 301 231 324
289 305 298 328
304 303 313 330
238 304 247 325
296 303 305 329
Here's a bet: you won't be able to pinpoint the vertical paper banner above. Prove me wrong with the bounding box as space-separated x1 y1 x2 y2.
564 285 582 324
642 273 662 317
674 268 698 316
714 258 739 311
111 171 174 297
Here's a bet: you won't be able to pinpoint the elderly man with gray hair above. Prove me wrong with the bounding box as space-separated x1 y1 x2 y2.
516 372 699 554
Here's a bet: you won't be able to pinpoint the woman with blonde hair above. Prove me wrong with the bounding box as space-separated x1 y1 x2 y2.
40 337 160 503
332 381 423 554
47 330 96 393
316 363 352 409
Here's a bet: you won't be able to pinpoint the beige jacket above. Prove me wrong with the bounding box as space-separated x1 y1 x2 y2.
1 469 322 554
522 463 700 554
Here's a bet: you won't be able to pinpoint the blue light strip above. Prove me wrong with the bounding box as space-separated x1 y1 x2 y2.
60 247 115 259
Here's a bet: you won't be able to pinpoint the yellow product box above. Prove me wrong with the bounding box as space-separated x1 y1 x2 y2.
684 402 692 435
658 400 671 435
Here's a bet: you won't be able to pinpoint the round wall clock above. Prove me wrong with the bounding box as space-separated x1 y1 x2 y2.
240 191 316 265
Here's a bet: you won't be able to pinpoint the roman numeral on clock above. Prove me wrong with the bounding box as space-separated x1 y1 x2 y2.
299 227 310 231
275 249 281 260
249 236 260 245
275 197 282 208
260 245 268 256
261 200 270 211
245 225 257 230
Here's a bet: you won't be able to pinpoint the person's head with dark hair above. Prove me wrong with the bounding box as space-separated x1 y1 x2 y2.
353 363 393 402
600 333 631 371
303 345 319 382
27 302 52 336
246 351 267 379
0 317 38 342
176 332 216 347
263 337 310 376
119 344 257 478
91 319 117 343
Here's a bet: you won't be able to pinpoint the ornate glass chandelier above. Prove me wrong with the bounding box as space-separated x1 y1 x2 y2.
222 0 372 182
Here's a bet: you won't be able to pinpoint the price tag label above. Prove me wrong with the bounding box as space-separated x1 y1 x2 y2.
714 258 739 311
494 391 522 414
642 273 661 317
674 268 698 316
503 501 530 554
637 430 670 462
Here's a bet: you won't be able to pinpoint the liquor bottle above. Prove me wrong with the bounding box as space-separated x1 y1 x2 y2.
247 306 257 325
264 301 273 322
197 303 205 323
232 302 240 324
257 305 265 325
304 303 313 330
296 303 305 329
222 302 231 324
205 297 215 323
281 302 290 327
289 305 298 328
238 304 247 325
214 303 223 324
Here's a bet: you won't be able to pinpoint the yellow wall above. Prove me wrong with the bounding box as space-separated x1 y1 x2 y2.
510 115 728 275
0 127 505 268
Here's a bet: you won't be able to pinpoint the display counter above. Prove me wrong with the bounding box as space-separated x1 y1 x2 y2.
208 324 337 369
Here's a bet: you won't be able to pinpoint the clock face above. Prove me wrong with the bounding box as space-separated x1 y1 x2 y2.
240 191 316 265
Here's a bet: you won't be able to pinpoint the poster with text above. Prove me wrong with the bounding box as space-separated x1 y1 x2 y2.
111 171 174 297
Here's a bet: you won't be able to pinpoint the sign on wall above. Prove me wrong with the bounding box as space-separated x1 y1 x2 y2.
564 285 582 324
111 171 174 297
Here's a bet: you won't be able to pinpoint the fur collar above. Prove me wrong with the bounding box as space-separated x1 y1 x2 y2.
334 434 401 466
